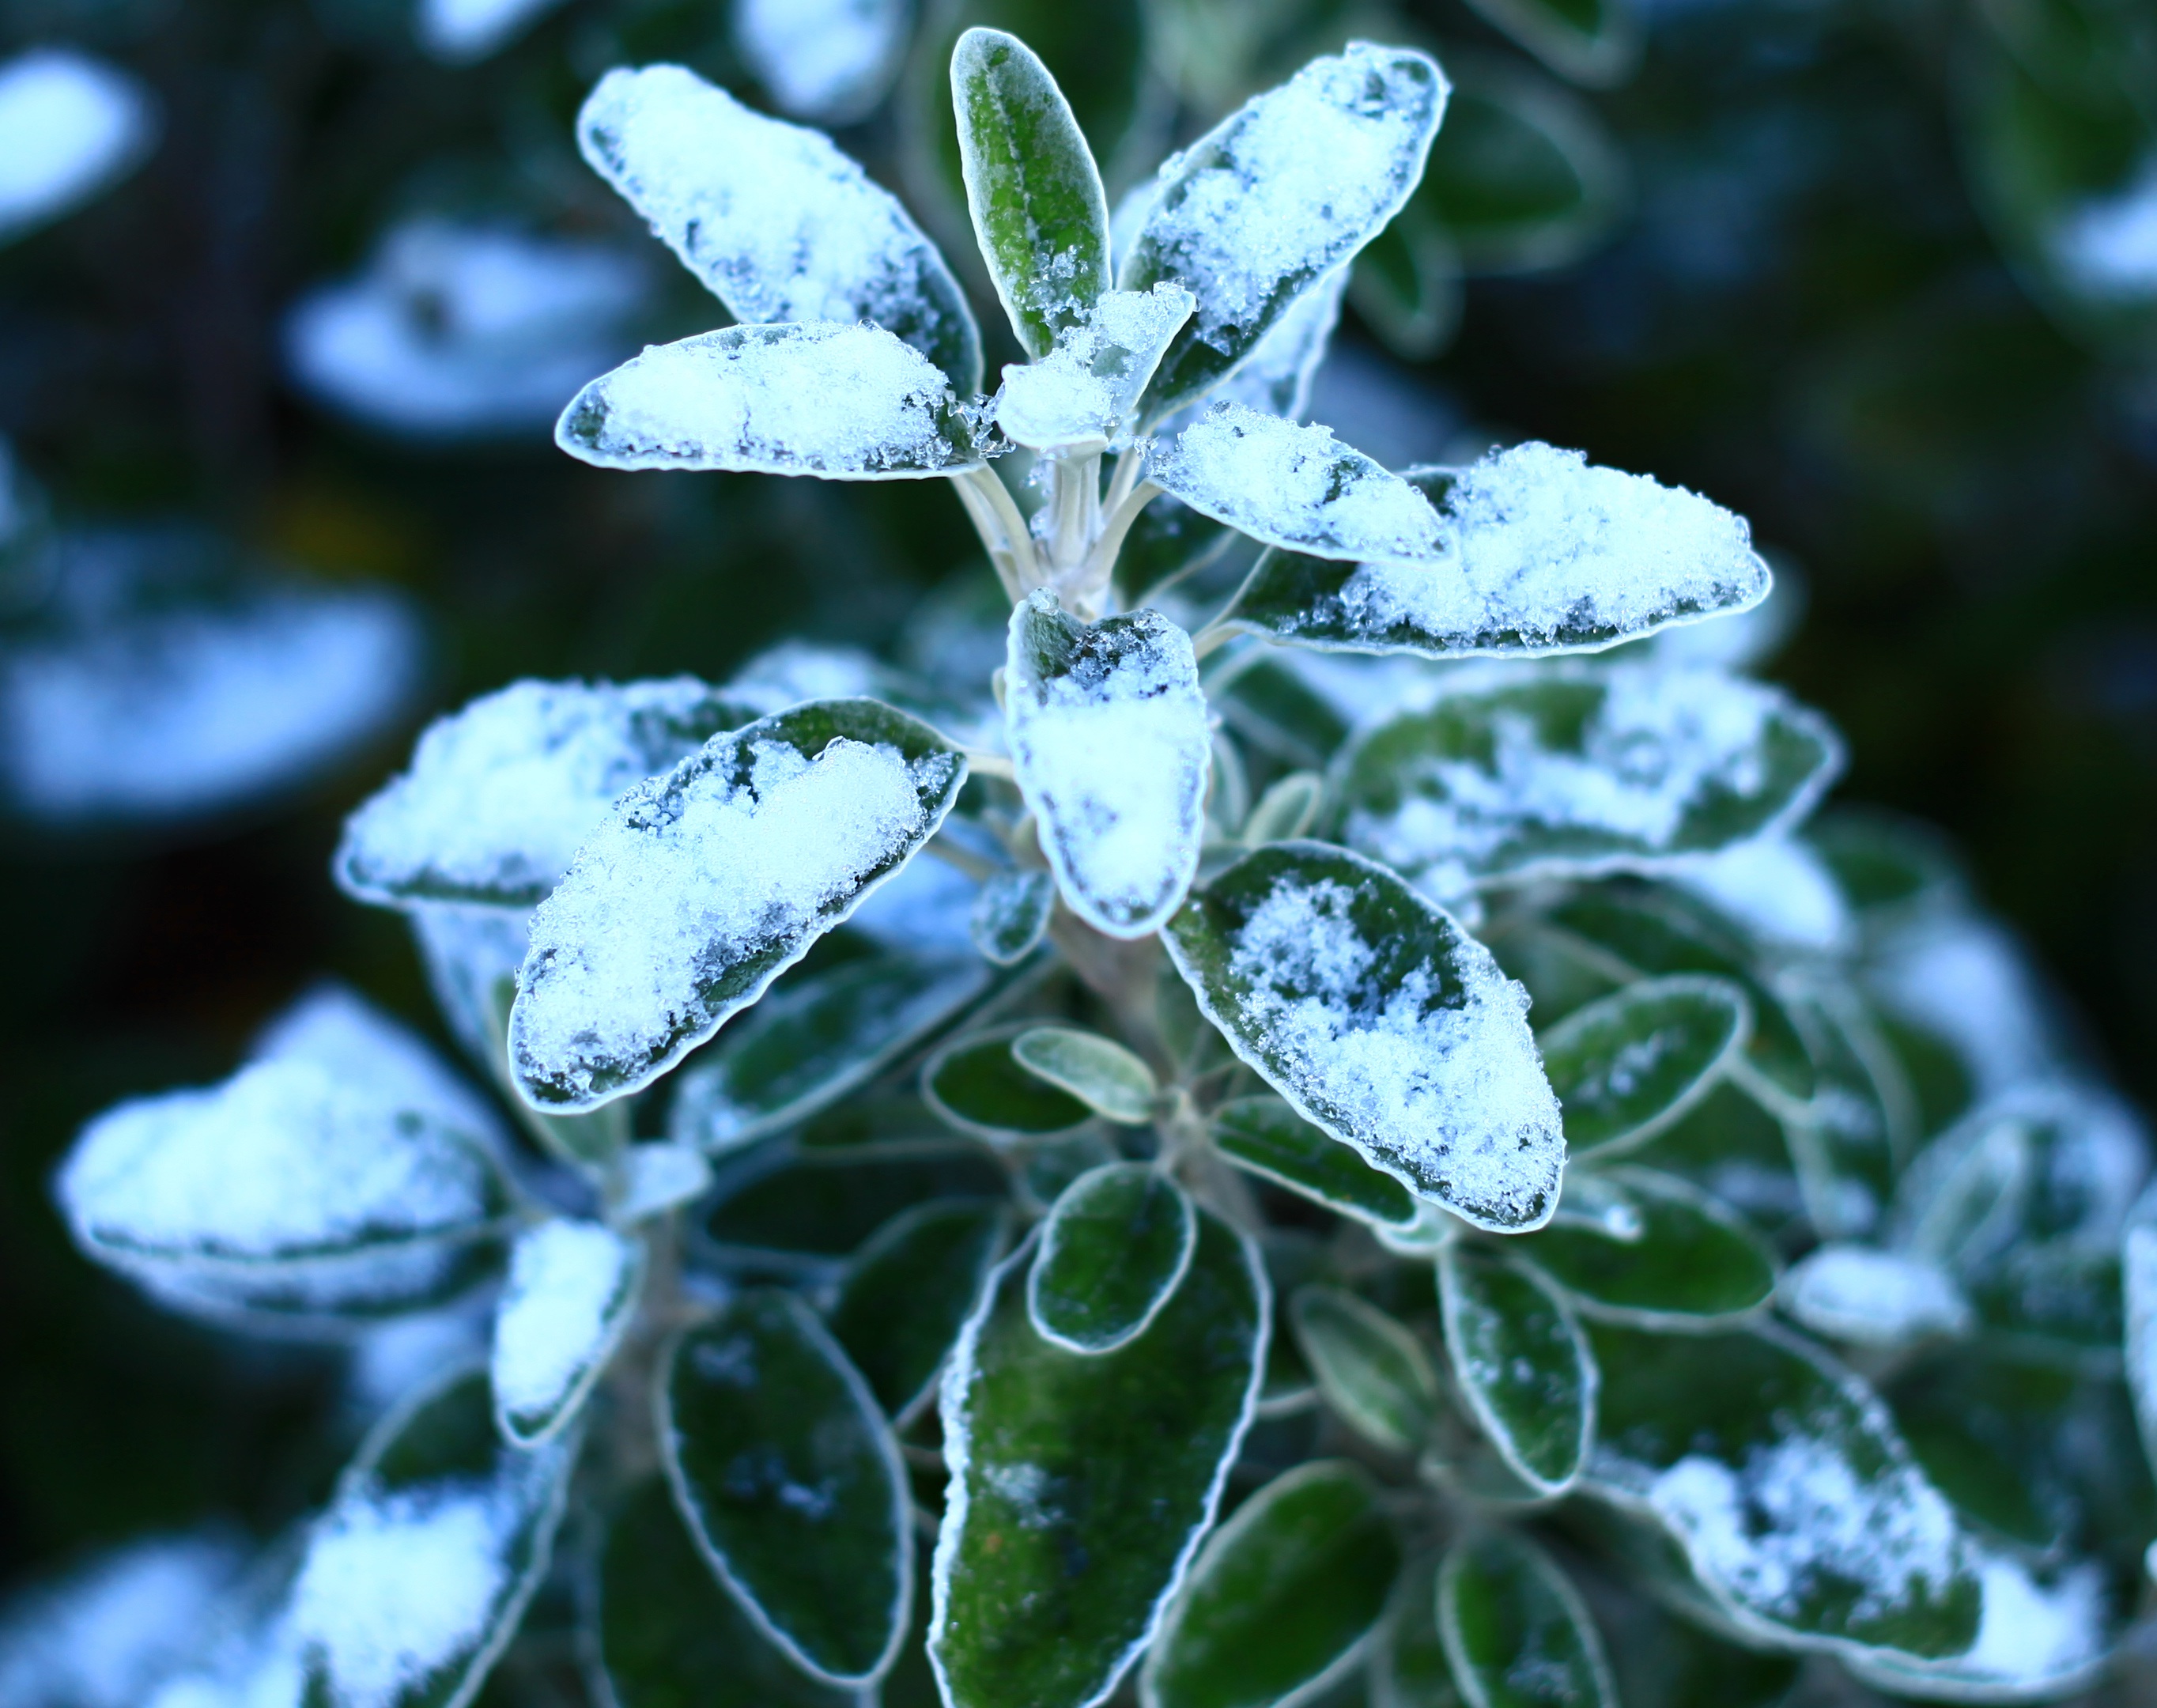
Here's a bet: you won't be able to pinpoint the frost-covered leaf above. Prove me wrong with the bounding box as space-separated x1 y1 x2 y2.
1149 404 1446 563
0 48 155 244
489 1219 641 1446
1582 1320 1981 1657
931 1211 1267 1708
1668 833 1856 958
829 1198 1008 1420
1777 1245 1971 1349
338 677 752 909
1028 1163 1196 1354
1437 1532 1615 1708
557 323 982 479
1211 265 1347 420
970 867 1055 965
1120 43 1445 421
727 635 995 750
1520 1166 1777 1328
613 1141 712 1223
1289 1284 1439 1456
1337 663 1844 895
1143 1460 1401 1708
997 285 1196 450
1006 591 1210 938
1164 841 1564 1232
1118 494 1238 605
577 63 980 388
1243 770 1323 846
509 698 966 1110
924 1024 1096 1141
1539 976 1748 1160
1012 1026 1159 1124
1211 1094 1419 1230
667 951 991 1153
702 1143 1007 1268
1437 1246 1596 1495
735 0 909 125
953 28 1111 359
660 1290 910 1686
1230 446 1770 659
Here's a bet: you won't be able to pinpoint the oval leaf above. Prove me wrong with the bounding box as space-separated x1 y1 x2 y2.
1777 1244 1972 1348
509 698 967 1110
660 1290 911 1686
924 1024 1096 1142
1437 1531 1615 1708
1438 1246 1596 1495
490 1218 642 1446
970 867 1056 965
1012 1026 1159 1124
1289 1284 1440 1456
1211 1094 1419 1230
1371 1555 1464 1708
1163 841 1565 1233
1540 975 1748 1160
1028 1163 1196 1353
1520 1166 1777 1327
829 1198 1008 1419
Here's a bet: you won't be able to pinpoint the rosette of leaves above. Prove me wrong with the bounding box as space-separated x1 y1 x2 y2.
30 26 2157 1708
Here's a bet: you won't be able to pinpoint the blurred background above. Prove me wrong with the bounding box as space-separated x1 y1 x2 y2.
0 0 2151 1619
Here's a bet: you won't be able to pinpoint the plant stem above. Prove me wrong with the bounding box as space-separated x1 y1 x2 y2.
951 466 1037 598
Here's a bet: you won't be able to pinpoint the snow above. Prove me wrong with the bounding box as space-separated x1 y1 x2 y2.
286 218 644 437
1650 559 1804 671
2052 157 2157 301
1777 1244 1971 1346
252 984 502 1143
349 1309 490 1416
1211 266 1346 420
0 1534 243 1708
0 48 154 243
1005 591 1210 939
558 322 978 478
1149 402 1445 561
491 1219 637 1440
1669 836 1855 955
338 676 744 908
611 1142 713 1222
415 0 566 60
1866 916 2059 1097
996 285 1196 451
1845 1552 2108 1700
735 0 909 123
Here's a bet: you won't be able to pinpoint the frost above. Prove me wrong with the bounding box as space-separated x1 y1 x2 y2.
1649 561 1804 671
0 48 154 244
491 1220 638 1442
1777 1244 1971 1347
1866 916 2061 1098
415 0 566 60
734 0 909 124
2050 157 2157 302
0 1534 244 1708
1670 836 1855 955
1149 403 1445 561
995 285 1195 451
1210 266 1346 421
1845 1553 2110 1701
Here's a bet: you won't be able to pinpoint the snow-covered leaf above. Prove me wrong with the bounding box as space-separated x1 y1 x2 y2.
924 1023 1096 1141
338 677 752 909
508 698 966 1110
1143 1460 1401 1708
1437 1531 1615 1708
577 63 980 389
969 867 1055 965
997 285 1196 450
557 322 983 478
1777 1245 1971 1349
489 1219 642 1447
1210 1094 1419 1230
1520 1166 1777 1328
701 1142 1006 1268
1120 43 1445 421
1011 1026 1158 1124
1006 590 1210 938
735 0 909 125
1338 663 1845 896
1028 1163 1196 1354
0 48 154 244
1211 265 1347 420
1539 976 1748 1160
1437 1246 1596 1496
1288 1284 1439 1457
1668 834 1856 958
1163 841 1564 1232
660 1290 910 1686
931 1211 1266 1708
1149 404 1446 563
953 28 1112 359
828 1198 1008 1421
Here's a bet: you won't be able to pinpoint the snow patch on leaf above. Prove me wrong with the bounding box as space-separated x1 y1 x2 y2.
1777 1245 1971 1347
996 285 1195 450
490 1219 640 1443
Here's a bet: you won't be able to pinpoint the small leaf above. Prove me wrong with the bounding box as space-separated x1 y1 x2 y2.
1520 1166 1777 1327
1289 1284 1440 1456
1012 1026 1159 1124
557 323 983 479
1462 0 1641 88
577 62 980 389
1006 590 1211 938
1540 976 1749 1160
1370 1555 1464 1708
703 1143 1007 1268
509 698 966 1110
996 284 1196 450
829 1198 1008 1420
1163 841 1565 1232
970 867 1056 965
1028 1163 1196 1353
1437 1246 1596 1495
924 1024 1096 1142
932 1210 1267 1708
1211 1094 1418 1230
1143 1460 1403 1708
951 27 1111 359
490 1219 642 1446
660 1290 911 1686
1437 1532 1615 1708
1243 771 1323 845
1777 1244 1972 1347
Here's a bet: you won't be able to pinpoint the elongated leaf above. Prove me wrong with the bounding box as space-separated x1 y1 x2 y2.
661 1290 910 1686
667 951 991 1152
1437 1532 1615 1708
1164 842 1564 1232
1777 1244 1971 1347
829 1198 1008 1419
1211 264 1348 420
1119 493 1238 605
952 28 1110 358
509 699 966 1110
1029 1163 1196 1353
996 284 1196 450
931 1211 1267 1708
1371 1555 1464 1708
490 1219 641 1446
577 62 980 389
1290 1284 1440 1456
1539 976 1748 1160
1120 43 1446 421
703 1143 1007 1268
1013 1026 1158 1124
1438 1247 1596 1495
1211 1094 1418 1230
924 1024 1095 1142
970 867 1055 965
1143 1461 1402 1708
1007 591 1210 938
1520 1167 1777 1327
1244 771 1323 846
557 323 982 479
1462 0 1638 88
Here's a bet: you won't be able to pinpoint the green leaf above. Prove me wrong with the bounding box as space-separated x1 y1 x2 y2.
1243 771 1324 846
1029 1163 1196 1354
1540 976 1749 1161
490 1219 643 1446
931 1210 1267 1708
1370 1555 1464 1708
1211 1094 1419 1230
667 951 992 1153
1437 1246 1596 1496
1461 0 1638 87
1163 841 1564 1233
1349 204 1464 360
1777 982 1906 1239
970 868 1055 965
1437 1532 1615 1708
702 1143 1007 1269
1143 1460 1403 1708
660 1290 911 1686
1520 1166 1777 1327
924 1023 1097 1142
509 698 967 1110
951 28 1110 359
1594 1589 1799 1708
1289 1284 1440 1456
829 1198 1010 1420
1012 1026 1159 1124
1118 493 1240 606
1777 1244 1972 1348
